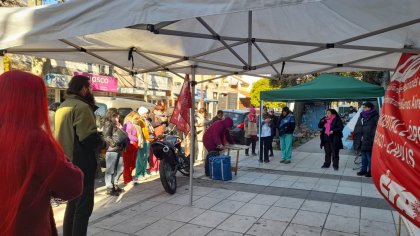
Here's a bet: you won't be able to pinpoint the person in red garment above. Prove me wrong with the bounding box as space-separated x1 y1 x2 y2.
0 70 83 235
203 117 235 176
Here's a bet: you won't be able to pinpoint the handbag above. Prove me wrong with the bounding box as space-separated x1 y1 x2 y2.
112 128 129 147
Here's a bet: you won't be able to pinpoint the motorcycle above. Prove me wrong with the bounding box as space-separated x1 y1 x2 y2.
150 134 190 194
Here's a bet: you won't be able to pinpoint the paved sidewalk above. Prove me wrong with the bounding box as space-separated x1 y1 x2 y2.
54 138 410 236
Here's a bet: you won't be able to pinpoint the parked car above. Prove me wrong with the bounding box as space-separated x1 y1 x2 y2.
222 110 249 145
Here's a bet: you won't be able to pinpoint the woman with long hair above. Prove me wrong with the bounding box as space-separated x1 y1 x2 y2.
318 109 344 170
0 70 83 235
121 111 141 185
102 108 126 196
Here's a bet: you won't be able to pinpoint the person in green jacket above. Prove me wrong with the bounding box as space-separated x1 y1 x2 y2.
55 75 104 236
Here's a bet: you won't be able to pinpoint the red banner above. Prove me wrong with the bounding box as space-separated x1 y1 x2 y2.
170 74 191 134
372 53 420 226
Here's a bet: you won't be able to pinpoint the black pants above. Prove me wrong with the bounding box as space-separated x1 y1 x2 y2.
259 137 271 161
269 136 274 155
205 151 220 176
63 155 96 236
245 136 257 155
324 141 340 168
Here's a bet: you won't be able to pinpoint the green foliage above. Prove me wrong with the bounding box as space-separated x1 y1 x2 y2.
250 78 285 108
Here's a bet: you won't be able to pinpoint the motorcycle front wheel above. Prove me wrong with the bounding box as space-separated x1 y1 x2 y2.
159 159 177 194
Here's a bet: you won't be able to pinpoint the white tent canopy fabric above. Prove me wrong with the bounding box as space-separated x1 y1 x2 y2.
1 0 419 77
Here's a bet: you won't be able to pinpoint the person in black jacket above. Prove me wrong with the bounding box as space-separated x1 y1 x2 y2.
354 102 380 177
319 109 344 170
103 108 126 196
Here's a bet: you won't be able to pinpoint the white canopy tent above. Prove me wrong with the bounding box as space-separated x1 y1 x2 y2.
1 0 419 205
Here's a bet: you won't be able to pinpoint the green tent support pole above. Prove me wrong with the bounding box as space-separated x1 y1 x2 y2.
259 99 263 157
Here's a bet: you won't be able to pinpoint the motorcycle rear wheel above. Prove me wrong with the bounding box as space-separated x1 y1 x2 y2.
159 159 177 194
178 154 190 177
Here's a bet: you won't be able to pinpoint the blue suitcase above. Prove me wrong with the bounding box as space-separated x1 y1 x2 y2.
209 155 232 181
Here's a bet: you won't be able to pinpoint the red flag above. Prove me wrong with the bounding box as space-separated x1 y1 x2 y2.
170 74 192 134
372 53 420 227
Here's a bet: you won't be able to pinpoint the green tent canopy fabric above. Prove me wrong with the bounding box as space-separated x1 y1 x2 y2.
260 74 385 101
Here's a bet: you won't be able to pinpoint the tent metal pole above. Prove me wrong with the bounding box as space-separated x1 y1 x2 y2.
252 41 280 75
135 51 184 79
259 100 263 157
196 17 249 67
289 59 394 71
248 11 252 67
156 28 247 42
189 66 196 206
196 65 237 74
196 73 235 84
189 58 244 69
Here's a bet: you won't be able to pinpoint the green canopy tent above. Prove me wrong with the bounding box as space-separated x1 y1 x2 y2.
260 74 385 101
258 74 385 154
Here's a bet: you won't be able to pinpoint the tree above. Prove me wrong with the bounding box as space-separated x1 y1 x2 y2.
250 78 285 108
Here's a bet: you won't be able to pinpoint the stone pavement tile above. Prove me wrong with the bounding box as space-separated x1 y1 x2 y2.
206 189 236 199
167 194 201 206
148 193 179 203
94 230 130 236
87 226 106 235
193 196 222 209
217 214 258 233
333 194 361 206
313 184 338 193
336 186 361 196
190 210 231 228
246 219 288 236
307 191 334 202
110 216 159 234
231 177 256 184
318 179 340 186
169 223 212 236
274 196 305 209
191 186 215 196
249 194 281 206
283 223 322 236
250 178 276 186
301 200 331 213
329 203 360 218
235 203 270 217
291 181 316 190
360 219 397 236
361 207 394 223
339 181 362 188
116 200 160 218
324 215 359 235
93 214 131 230
143 203 183 218
206 229 243 236
242 172 265 178
227 191 257 202
291 210 327 228
278 175 300 182
260 173 281 180
261 206 298 222
165 206 206 223
281 188 309 199
269 180 294 188
210 199 245 213
361 189 382 198
321 229 358 236
135 219 184 236
298 177 320 184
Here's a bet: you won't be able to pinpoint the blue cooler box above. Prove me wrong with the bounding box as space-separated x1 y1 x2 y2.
209 155 232 181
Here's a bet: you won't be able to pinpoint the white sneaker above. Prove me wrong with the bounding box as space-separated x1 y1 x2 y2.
144 173 151 178
150 171 158 176
138 176 147 181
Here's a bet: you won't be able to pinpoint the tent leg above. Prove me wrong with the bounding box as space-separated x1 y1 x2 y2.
259 100 263 157
189 66 196 206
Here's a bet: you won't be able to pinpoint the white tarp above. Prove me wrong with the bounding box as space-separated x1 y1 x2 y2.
1 0 419 76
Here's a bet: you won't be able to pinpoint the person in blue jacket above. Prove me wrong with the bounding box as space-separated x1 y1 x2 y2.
278 107 296 164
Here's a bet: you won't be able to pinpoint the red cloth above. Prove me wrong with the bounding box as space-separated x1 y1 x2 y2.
203 117 234 152
1 152 83 236
122 144 138 184
170 74 191 134
149 149 160 172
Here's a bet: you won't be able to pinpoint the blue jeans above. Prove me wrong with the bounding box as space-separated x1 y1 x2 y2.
361 151 372 173
105 151 123 188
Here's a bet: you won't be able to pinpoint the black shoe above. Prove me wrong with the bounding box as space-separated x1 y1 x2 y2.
264 159 270 163
245 153 249 156
259 159 263 163
269 153 274 157
357 171 367 176
333 167 339 171
280 160 286 163
365 172 371 177
106 188 120 196
252 153 257 156
321 165 329 168
284 160 291 164
115 187 124 193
